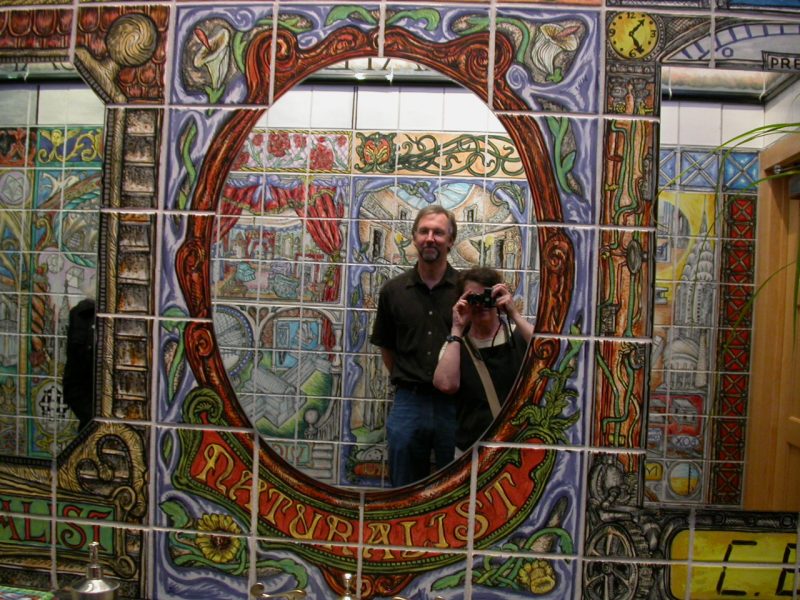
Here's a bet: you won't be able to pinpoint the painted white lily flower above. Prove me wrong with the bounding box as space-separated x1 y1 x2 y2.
193 26 231 90
530 21 582 83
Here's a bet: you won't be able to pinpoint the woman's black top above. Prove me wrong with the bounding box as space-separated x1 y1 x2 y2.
454 326 528 451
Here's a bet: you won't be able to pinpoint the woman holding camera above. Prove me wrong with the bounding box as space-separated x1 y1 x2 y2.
433 267 534 453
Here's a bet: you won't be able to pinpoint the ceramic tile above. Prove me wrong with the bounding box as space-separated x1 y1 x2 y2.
0 128 35 168
722 194 756 240
155 426 256 530
0 89 36 126
75 6 168 103
658 146 678 191
310 85 355 129
153 529 249 600
0 171 33 211
285 4 382 45
716 373 749 417
386 4 490 45
37 86 104 126
654 458 705 502
56 422 150 519
553 226 594 338
0 9 71 58
166 108 256 211
0 584 53 598
356 130 528 180
156 316 203 426
708 461 745 505
660 102 679 145
678 102 722 147
710 416 747 462
602 118 657 227
467 556 577 598
398 87 445 131
252 540 359 599
267 88 313 128
494 8 600 114
713 19 800 70
596 229 652 338
55 525 144 600
259 131 312 172
722 150 759 190
442 88 496 133
592 341 649 449
721 105 764 148
172 6 273 106
717 326 751 373
356 88 401 130
583 559 665 599
0 370 22 418
720 241 755 284
0 558 53 600
765 78 800 122
339 439 390 488
497 114 594 226
670 514 800 595
545 336 592 447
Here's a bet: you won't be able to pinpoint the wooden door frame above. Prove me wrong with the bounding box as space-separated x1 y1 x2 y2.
743 132 800 510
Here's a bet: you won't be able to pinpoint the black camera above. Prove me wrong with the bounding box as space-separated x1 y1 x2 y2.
466 288 495 308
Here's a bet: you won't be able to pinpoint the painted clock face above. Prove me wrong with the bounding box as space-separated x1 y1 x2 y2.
609 12 659 60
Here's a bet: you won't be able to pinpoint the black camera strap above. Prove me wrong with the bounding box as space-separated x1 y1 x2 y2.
463 336 502 418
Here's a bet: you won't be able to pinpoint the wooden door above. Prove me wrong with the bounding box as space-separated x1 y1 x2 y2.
744 133 800 510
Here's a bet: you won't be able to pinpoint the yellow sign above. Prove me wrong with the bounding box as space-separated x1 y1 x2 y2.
670 530 798 598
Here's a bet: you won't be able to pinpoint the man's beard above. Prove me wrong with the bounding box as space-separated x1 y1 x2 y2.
419 246 441 262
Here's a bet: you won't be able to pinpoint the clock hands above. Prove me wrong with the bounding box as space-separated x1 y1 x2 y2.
628 19 645 54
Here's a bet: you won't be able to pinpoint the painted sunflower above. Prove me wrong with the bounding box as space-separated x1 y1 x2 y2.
195 513 242 564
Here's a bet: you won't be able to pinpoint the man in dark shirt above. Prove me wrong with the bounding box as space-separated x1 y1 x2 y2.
370 205 459 486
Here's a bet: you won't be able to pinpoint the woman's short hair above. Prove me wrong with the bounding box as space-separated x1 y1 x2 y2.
457 266 502 295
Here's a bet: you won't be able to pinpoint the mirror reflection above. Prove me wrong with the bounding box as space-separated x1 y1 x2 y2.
210 62 539 488
645 66 798 506
0 76 103 457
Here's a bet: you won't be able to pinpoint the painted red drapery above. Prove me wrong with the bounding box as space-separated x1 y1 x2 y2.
219 181 342 351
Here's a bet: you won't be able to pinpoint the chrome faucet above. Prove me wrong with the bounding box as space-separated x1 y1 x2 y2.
249 583 306 599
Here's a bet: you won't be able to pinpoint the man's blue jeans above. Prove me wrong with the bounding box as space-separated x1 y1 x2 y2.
386 386 457 487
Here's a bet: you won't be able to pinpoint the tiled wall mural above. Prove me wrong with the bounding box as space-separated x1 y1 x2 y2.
0 86 102 458
649 146 759 506
0 2 798 600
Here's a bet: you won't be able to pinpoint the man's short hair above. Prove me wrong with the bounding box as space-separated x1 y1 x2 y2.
457 266 502 295
411 205 458 242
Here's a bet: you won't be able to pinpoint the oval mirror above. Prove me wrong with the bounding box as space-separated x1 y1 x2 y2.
209 59 539 488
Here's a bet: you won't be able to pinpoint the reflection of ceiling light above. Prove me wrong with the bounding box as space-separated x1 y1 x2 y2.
354 72 366 80
386 68 394 84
